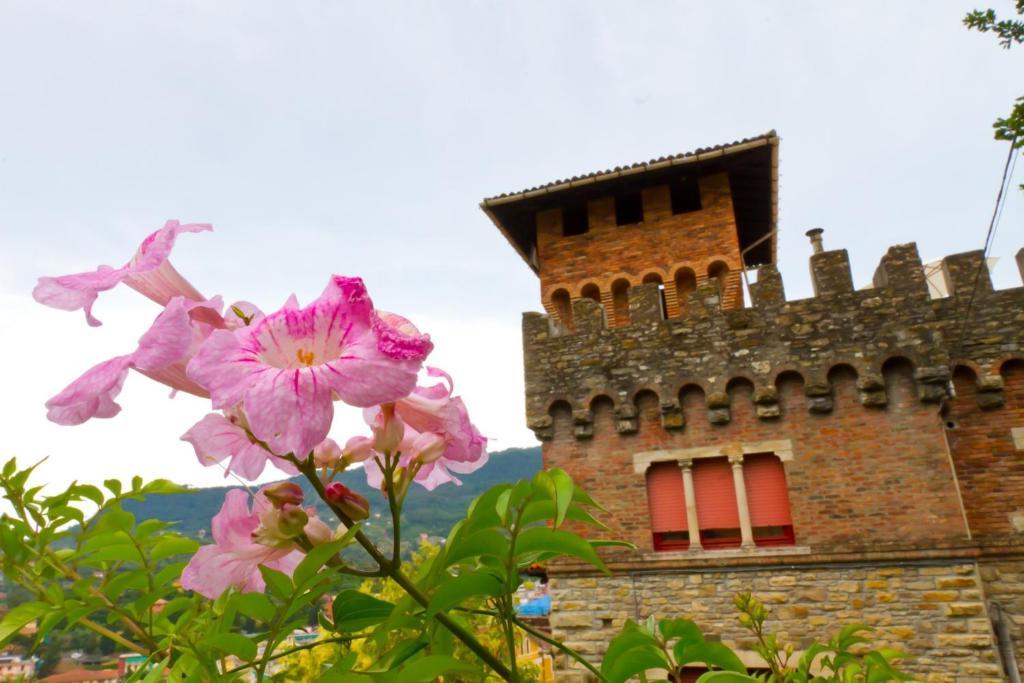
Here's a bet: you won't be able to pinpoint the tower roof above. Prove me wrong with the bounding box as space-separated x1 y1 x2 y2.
480 131 779 273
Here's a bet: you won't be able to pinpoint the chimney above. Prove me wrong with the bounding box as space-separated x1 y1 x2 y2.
805 227 824 255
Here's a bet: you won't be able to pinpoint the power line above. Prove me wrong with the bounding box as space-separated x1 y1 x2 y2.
952 139 1019 358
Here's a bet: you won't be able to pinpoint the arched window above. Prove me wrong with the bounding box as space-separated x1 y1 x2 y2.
551 289 572 330
674 268 696 317
646 462 689 550
708 261 729 304
611 279 631 327
642 273 667 319
580 283 601 303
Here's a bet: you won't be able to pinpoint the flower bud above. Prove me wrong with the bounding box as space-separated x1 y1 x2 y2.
343 435 376 463
325 482 370 521
253 506 309 548
262 482 304 508
304 516 335 547
409 431 446 464
313 438 343 468
371 403 404 454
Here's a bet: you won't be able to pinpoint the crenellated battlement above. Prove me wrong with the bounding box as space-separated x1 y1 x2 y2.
523 243 1024 440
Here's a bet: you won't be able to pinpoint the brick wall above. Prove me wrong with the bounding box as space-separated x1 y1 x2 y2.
544 365 969 560
535 173 745 324
947 360 1024 540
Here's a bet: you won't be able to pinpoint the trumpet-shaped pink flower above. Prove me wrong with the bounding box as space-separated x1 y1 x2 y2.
181 410 299 480
33 220 211 326
361 368 487 491
181 488 307 599
186 276 429 459
46 296 224 425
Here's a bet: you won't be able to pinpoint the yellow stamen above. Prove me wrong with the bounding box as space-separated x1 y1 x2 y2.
296 349 315 366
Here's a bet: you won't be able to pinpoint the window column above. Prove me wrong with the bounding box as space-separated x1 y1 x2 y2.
677 459 702 551
729 455 755 548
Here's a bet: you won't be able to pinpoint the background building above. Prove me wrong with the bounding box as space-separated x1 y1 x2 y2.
483 132 1024 681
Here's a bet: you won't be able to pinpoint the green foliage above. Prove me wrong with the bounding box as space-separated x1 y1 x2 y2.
2 453 922 683
599 594 913 683
964 2 1024 187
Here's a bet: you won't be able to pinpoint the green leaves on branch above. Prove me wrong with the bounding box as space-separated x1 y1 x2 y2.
601 617 746 683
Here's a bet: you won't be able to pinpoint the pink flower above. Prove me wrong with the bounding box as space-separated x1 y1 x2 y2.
181 488 306 599
46 296 223 425
181 410 299 480
33 220 211 326
186 276 429 459
363 367 487 491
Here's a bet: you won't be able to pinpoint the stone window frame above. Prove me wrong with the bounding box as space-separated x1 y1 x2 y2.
634 439 802 554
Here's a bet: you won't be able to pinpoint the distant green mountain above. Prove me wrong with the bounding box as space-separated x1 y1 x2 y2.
122 446 541 553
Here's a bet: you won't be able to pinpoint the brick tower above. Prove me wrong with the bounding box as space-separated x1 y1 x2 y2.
482 132 1024 681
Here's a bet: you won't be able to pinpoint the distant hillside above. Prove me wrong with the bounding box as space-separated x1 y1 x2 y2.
122 446 541 552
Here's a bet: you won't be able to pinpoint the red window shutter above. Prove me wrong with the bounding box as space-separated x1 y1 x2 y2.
692 457 739 530
646 462 687 533
743 453 793 527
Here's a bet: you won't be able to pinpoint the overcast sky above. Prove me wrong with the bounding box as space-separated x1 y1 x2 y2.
1 1 1020 492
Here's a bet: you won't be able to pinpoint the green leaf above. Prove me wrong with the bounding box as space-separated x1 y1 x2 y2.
427 571 503 616
602 622 659 675
603 644 671 683
233 592 275 623
675 641 747 673
151 536 199 562
444 528 510 567
514 527 609 573
332 590 395 632
394 655 480 682
695 673 762 683
0 602 49 646
70 484 104 506
207 632 257 661
1 457 15 478
519 500 608 530
142 479 190 495
660 617 703 644
549 468 575 528
85 543 143 563
104 479 123 496
258 565 293 599
572 484 606 511
294 538 349 586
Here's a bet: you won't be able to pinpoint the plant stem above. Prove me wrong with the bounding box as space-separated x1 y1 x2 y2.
299 461 513 680
224 635 361 675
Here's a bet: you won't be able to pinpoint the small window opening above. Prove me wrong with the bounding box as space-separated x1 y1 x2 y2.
670 177 702 214
615 192 644 226
581 283 601 302
562 205 589 236
642 273 668 320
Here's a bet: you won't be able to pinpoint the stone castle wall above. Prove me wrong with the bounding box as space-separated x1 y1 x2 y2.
549 562 1010 682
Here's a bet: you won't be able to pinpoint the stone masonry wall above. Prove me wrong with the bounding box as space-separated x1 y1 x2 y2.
549 562 1007 682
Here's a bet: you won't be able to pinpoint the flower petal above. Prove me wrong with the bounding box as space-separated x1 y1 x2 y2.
181 413 296 480
245 368 334 458
33 266 129 327
373 311 433 361
187 329 262 409
45 355 134 425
